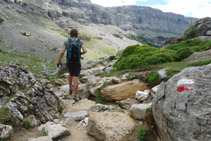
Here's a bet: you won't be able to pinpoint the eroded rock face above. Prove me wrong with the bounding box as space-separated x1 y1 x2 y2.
88 112 138 141
101 81 149 101
0 65 60 123
152 64 211 141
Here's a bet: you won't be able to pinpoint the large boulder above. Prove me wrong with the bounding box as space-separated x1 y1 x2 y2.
0 65 60 123
153 64 211 141
185 48 211 62
88 112 138 141
101 81 149 101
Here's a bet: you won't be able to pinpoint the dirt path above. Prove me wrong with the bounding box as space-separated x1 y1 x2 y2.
64 122 95 141
11 127 39 141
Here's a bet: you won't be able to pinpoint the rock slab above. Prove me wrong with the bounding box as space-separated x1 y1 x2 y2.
101 81 149 101
88 112 138 141
153 64 211 141
64 111 88 121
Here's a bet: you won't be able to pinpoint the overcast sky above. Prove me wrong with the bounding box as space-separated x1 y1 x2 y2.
90 0 211 18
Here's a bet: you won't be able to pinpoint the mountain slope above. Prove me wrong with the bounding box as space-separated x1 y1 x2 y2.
0 0 197 74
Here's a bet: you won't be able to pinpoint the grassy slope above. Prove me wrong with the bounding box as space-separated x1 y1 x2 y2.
0 3 122 74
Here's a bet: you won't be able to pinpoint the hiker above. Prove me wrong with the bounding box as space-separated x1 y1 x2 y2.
57 29 87 102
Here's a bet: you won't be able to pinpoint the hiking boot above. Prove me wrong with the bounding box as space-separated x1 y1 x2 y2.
73 95 79 103
69 86 73 95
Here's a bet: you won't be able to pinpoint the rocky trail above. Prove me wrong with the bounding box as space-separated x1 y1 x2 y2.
1 53 211 141
0 57 158 141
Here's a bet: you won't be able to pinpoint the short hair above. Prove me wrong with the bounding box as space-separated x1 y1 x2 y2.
70 29 78 37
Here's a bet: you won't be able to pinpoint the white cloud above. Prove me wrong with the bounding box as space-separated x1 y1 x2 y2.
90 0 211 18
150 0 211 18
90 0 146 7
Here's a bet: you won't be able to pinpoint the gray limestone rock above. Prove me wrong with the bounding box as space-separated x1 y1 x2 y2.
129 103 152 120
116 98 139 110
0 124 13 139
206 30 211 36
152 64 211 141
64 111 88 121
0 65 60 124
157 68 167 79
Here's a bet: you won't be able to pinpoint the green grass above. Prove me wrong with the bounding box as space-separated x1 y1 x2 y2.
22 118 32 130
57 105 64 113
44 74 65 84
0 107 12 124
188 59 211 67
137 125 150 141
0 45 57 74
38 128 48 137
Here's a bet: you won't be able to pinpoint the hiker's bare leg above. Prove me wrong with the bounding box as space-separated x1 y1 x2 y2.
73 76 78 95
69 75 73 87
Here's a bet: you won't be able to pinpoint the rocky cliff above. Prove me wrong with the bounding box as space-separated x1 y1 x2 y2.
165 17 211 45
48 0 197 46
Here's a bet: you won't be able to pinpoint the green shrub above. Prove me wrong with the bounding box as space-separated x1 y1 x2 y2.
146 71 161 87
188 59 211 67
166 39 211 52
114 44 177 70
22 118 32 130
0 107 12 124
57 105 64 113
114 40 211 71
38 128 48 137
137 125 150 141
176 47 193 61
108 56 115 61
184 27 198 39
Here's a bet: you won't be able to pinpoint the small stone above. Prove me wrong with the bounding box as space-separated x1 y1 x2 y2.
135 90 149 102
62 117 76 127
129 103 152 120
46 124 70 139
206 30 211 36
116 98 140 110
78 117 89 129
53 119 60 124
27 115 39 127
157 68 167 79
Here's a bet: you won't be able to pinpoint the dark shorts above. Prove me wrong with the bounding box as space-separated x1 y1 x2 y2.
66 63 81 77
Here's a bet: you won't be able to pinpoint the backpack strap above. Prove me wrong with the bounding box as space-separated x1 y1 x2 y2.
76 39 81 59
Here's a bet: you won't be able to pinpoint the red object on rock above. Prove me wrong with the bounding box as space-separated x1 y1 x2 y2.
177 86 194 92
